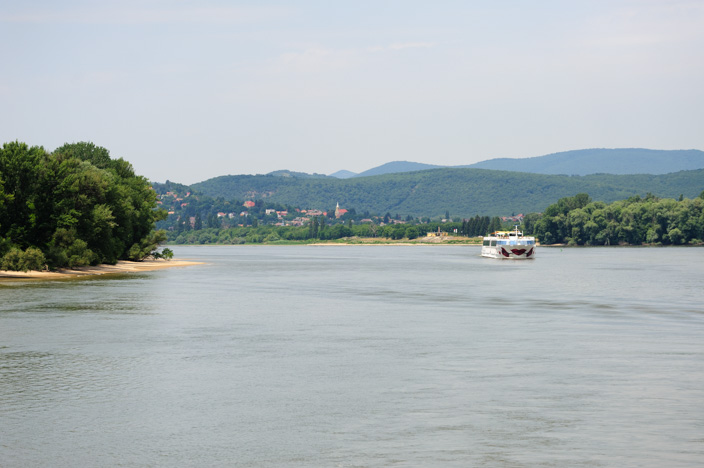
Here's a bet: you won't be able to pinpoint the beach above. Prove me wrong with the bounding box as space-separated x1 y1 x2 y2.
0 259 203 280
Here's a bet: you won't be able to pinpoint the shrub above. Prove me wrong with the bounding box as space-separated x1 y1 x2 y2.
66 240 98 267
0 247 47 272
1 248 23 271
21 247 46 271
152 247 174 260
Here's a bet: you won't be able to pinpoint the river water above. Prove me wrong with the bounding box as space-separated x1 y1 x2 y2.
1 245 703 467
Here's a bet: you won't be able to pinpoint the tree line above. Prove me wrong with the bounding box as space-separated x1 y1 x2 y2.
531 192 704 245
166 218 492 245
165 190 704 247
0 141 168 271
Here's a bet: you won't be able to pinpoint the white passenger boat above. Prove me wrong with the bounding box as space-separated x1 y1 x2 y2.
481 227 536 259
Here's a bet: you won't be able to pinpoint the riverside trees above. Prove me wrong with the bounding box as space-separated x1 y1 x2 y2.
0 141 167 270
532 192 704 245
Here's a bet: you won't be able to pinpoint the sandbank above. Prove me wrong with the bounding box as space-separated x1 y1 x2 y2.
0 259 203 280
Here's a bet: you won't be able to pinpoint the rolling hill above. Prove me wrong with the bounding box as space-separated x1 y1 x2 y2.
328 170 357 179
353 161 442 178
191 167 704 218
466 148 704 175
335 148 704 178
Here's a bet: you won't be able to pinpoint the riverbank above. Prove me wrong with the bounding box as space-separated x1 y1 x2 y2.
168 236 485 247
0 259 204 280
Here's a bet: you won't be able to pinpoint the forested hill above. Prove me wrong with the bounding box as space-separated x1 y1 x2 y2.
354 161 441 178
190 167 704 218
466 148 704 175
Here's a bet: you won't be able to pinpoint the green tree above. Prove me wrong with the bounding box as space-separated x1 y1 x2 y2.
0 141 167 268
487 217 502 234
308 217 318 239
1 246 46 272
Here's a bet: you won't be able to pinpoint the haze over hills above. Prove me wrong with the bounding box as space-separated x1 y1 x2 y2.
353 161 442 178
328 170 357 179
266 170 329 179
159 147 704 219
328 148 704 178
328 162 442 179
466 148 704 175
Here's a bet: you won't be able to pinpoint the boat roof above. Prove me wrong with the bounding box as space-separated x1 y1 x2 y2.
492 231 522 236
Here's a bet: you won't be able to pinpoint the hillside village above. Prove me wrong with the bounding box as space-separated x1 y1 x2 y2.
154 186 462 232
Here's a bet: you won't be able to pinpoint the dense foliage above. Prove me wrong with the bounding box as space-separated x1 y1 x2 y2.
153 183 308 231
0 141 167 270
153 182 508 244
532 192 704 246
191 168 704 218
166 219 484 245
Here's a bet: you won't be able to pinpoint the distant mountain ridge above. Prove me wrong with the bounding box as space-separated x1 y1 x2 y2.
327 148 704 178
158 147 704 218
465 148 704 175
267 170 329 179
354 161 442 178
190 167 704 218
328 169 357 179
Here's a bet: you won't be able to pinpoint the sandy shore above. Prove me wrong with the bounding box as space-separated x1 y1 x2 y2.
0 259 204 280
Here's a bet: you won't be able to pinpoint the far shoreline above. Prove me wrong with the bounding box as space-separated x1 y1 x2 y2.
0 259 204 281
166 236 485 247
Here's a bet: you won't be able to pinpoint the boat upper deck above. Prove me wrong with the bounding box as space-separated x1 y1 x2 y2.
483 230 536 246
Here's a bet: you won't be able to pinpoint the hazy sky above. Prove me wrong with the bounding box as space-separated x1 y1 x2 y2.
2 1 703 183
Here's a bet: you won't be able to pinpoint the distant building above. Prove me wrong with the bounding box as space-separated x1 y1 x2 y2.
243 201 256 208
335 202 348 218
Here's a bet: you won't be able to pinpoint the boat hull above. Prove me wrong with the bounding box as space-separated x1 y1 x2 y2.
481 245 536 259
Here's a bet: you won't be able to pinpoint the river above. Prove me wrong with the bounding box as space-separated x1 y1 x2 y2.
1 245 703 467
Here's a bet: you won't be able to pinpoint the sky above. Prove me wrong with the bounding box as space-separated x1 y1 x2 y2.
1 0 703 184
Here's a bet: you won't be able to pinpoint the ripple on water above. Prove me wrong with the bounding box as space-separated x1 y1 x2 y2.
1 245 703 467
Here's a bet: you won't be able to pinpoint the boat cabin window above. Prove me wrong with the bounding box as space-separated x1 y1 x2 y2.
483 240 491 246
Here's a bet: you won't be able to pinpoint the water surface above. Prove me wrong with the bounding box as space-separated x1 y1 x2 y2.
1 246 703 467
